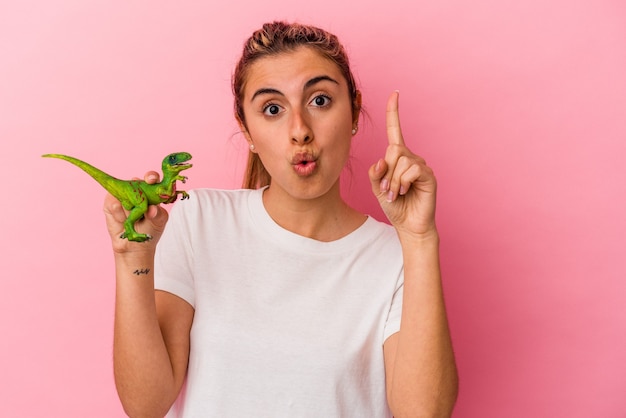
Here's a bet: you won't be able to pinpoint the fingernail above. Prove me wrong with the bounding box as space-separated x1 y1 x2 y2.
386 190 394 202
380 178 389 192
399 185 406 195
375 160 381 172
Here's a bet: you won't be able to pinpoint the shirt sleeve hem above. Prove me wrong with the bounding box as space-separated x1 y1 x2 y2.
155 277 195 309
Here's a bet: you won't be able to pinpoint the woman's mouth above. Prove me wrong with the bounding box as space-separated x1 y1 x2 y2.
292 153 318 176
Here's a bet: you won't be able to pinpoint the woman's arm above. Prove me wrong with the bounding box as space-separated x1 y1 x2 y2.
370 92 458 417
104 192 193 417
382 231 457 417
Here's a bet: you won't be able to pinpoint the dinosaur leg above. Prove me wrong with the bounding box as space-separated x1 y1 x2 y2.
121 203 151 242
162 190 189 204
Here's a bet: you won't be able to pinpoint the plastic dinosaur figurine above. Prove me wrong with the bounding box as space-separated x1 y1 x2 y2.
42 152 192 242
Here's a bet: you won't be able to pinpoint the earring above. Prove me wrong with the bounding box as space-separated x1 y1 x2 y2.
249 144 255 151
352 127 358 135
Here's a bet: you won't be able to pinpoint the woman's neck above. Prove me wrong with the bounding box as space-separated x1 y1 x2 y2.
261 183 367 242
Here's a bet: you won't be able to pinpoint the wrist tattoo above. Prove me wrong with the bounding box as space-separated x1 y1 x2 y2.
133 268 151 276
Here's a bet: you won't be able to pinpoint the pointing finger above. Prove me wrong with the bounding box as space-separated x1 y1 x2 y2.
386 90 405 146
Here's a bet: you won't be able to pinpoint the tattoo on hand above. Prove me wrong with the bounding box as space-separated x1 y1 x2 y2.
133 268 151 276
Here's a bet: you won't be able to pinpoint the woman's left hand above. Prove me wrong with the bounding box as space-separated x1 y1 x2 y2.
369 91 438 238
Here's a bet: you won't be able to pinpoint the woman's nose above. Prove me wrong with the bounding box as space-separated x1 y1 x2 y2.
290 109 313 144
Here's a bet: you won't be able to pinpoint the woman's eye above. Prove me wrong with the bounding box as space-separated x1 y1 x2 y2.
263 104 282 116
311 95 331 107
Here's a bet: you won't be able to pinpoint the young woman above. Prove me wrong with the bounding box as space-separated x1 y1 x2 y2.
104 21 458 417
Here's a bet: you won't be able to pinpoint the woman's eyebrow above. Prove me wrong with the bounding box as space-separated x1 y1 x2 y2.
250 75 339 102
251 88 283 102
304 75 339 90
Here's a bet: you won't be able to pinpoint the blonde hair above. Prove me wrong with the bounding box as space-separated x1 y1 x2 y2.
232 21 360 189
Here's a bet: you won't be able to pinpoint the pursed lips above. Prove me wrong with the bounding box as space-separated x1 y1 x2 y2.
291 152 318 176
291 151 316 165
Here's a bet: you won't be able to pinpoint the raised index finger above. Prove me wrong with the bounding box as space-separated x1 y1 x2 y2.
386 90 405 146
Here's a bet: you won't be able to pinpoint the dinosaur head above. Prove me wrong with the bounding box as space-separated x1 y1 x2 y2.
162 152 193 174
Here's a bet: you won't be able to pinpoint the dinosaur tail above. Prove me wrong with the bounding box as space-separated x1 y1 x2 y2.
42 153 123 193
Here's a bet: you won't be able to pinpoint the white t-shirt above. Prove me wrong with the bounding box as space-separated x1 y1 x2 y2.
155 188 404 417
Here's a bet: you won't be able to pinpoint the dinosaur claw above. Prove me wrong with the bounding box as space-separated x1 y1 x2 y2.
119 231 152 242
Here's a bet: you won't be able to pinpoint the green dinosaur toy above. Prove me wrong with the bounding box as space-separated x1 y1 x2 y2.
42 152 192 242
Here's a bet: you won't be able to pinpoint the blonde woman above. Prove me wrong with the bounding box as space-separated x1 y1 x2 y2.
105 21 458 418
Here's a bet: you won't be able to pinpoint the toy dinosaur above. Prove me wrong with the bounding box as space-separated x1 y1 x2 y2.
42 152 192 242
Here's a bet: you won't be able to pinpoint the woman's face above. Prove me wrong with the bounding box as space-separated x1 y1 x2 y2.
240 46 359 202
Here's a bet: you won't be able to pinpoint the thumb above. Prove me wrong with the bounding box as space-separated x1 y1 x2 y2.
144 171 160 184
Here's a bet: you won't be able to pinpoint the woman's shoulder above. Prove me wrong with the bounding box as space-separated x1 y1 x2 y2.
329 214 400 255
171 187 261 217
361 214 397 237
186 187 259 201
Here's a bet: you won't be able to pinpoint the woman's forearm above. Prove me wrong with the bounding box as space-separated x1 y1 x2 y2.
386 231 458 417
113 253 179 418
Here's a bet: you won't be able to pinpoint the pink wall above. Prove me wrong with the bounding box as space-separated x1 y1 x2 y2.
2 1 625 416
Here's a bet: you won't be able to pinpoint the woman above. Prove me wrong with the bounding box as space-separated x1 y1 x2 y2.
105 21 458 417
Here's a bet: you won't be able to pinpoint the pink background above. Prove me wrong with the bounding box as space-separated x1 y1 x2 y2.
2 1 625 416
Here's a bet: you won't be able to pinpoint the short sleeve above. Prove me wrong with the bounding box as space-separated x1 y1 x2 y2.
383 268 404 342
154 196 196 308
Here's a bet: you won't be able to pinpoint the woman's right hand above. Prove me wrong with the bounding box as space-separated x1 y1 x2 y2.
103 171 169 255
